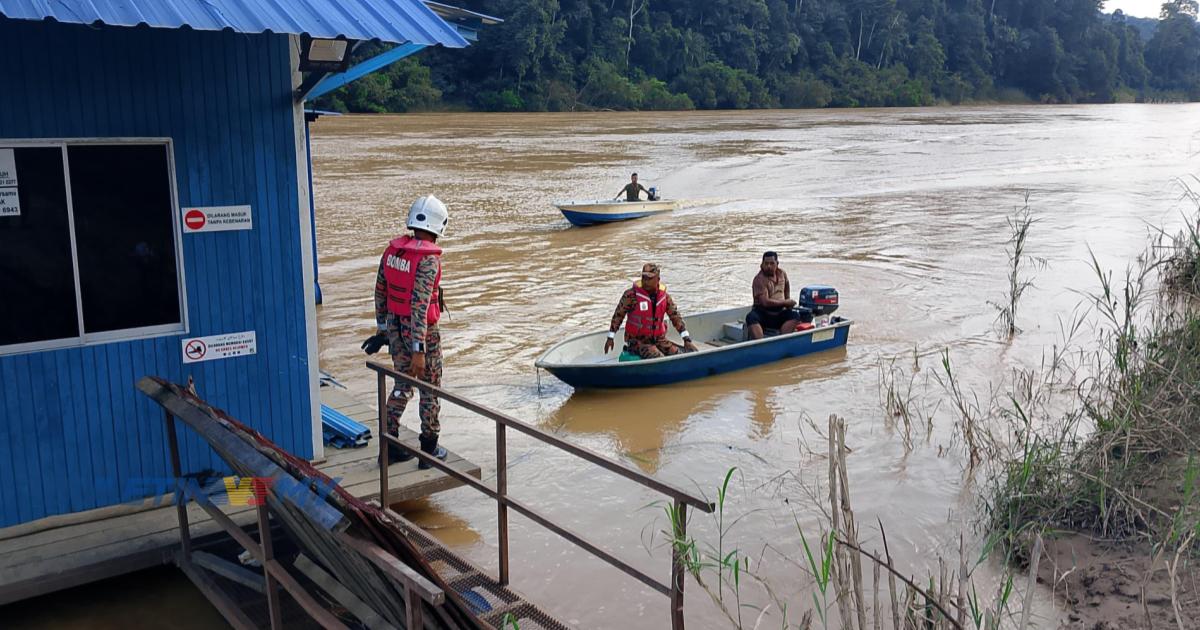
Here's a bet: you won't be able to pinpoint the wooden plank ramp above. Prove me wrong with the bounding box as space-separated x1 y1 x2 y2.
0 384 481 606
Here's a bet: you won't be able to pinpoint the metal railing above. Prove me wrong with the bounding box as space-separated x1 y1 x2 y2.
369 361 715 629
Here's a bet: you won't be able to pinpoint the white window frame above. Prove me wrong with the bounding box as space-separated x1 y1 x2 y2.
0 137 189 357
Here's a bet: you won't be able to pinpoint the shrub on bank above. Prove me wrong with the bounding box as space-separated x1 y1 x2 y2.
986 192 1200 554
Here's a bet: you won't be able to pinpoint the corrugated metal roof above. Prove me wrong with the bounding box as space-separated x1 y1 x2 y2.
0 0 468 47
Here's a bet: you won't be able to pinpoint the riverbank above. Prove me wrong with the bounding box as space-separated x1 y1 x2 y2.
985 186 1200 627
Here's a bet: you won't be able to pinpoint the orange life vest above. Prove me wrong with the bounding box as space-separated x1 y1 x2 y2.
625 282 668 340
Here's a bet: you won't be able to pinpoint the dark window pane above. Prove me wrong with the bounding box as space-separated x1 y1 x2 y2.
0 147 81 346
68 145 182 334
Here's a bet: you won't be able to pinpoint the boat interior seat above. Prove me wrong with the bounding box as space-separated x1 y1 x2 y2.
721 321 746 342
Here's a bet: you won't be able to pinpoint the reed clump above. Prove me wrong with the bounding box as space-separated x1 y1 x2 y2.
989 195 1045 339
658 414 1029 629
972 191 1200 630
986 217 1200 550
1159 177 1200 297
869 190 1200 626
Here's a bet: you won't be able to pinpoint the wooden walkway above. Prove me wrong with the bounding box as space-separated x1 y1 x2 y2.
0 384 480 606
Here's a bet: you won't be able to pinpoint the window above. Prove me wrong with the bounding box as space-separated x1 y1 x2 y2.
0 147 79 346
0 141 185 354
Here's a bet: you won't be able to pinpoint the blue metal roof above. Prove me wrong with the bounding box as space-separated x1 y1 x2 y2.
0 0 468 47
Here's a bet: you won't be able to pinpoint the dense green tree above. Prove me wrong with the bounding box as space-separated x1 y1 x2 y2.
1146 0 1200 95
906 16 947 81
315 0 1200 112
1110 12 1151 89
320 56 442 113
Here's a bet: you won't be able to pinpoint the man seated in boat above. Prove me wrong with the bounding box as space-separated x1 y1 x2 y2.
747 251 806 339
615 172 650 202
604 263 698 358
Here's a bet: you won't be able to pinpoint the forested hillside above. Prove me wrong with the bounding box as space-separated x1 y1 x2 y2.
315 0 1200 111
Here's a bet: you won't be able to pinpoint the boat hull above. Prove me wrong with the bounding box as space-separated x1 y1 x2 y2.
555 200 678 226
535 307 851 388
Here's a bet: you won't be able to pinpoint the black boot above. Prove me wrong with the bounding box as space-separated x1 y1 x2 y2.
387 438 414 464
418 435 449 470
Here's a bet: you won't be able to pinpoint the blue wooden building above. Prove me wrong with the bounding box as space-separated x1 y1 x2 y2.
0 1 470 528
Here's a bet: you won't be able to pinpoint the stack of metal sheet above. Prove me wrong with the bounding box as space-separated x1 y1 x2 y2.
321 404 372 448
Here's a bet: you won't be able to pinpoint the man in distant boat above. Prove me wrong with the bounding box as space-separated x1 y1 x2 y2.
615 172 656 201
747 251 807 339
361 195 451 468
604 263 698 358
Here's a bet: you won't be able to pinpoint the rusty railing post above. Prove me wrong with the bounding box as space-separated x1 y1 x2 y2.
497 423 509 586
378 370 390 503
258 501 283 629
670 499 687 630
164 411 192 561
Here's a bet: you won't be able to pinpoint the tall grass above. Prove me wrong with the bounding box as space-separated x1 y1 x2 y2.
1160 176 1200 298
989 195 1045 338
976 190 1200 628
868 190 1200 627
656 414 1030 629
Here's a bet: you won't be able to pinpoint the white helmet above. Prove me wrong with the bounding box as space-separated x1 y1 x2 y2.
406 195 449 237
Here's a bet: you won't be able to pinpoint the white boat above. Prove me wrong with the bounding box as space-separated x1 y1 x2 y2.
555 199 679 226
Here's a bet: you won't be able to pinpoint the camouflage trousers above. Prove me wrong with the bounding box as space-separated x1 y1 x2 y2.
627 337 690 359
386 321 442 440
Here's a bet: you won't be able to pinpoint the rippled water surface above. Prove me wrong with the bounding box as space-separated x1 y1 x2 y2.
309 105 1200 629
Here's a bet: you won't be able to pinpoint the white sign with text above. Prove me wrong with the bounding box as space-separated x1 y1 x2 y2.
0 149 17 187
182 205 253 233
0 188 19 217
182 330 257 364
0 148 18 217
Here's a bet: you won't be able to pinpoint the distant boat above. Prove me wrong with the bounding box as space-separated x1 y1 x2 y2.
555 199 679 226
535 305 851 388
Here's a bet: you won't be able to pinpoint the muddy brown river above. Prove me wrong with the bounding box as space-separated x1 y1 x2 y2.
311 106 1199 628
9 105 1200 628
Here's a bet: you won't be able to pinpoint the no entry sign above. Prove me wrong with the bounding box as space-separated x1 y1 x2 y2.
181 331 257 364
184 209 206 230
181 205 252 233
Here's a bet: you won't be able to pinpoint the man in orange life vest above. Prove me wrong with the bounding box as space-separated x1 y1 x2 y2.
603 263 699 359
361 195 450 468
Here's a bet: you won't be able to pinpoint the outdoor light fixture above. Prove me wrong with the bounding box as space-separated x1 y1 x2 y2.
299 35 352 72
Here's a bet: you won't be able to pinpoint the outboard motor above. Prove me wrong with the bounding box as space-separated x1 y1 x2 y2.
647 187 659 201
798 285 839 326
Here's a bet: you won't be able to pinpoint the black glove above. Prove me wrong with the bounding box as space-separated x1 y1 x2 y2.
361 334 388 355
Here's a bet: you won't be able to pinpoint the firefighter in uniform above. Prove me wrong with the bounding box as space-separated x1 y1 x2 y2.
603 263 698 359
362 195 450 468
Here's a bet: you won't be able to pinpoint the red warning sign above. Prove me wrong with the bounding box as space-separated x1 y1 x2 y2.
184 209 206 231
184 339 207 361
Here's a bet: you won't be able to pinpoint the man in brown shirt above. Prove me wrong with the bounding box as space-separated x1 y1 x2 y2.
604 263 698 358
747 251 805 339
